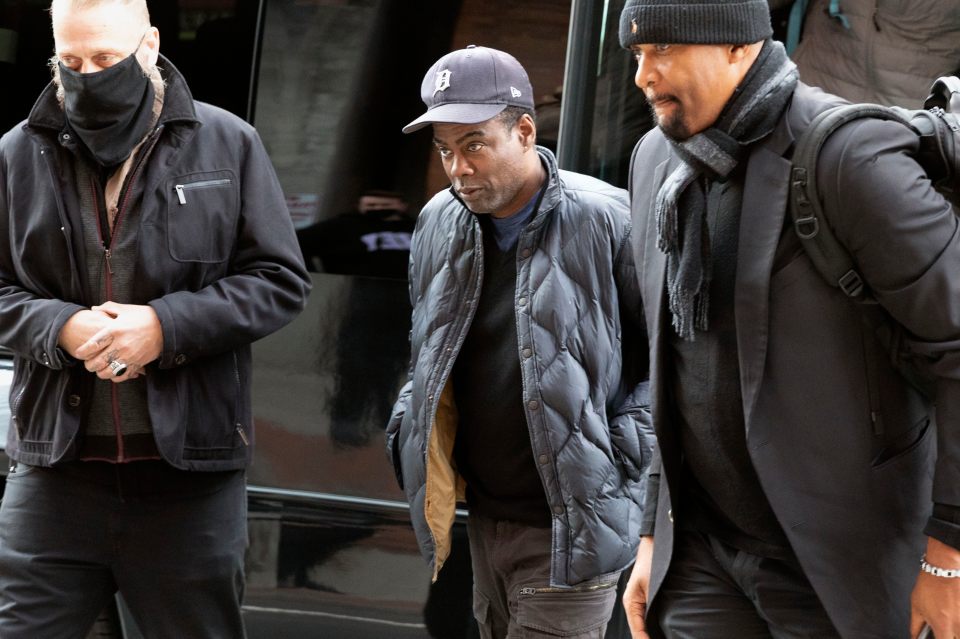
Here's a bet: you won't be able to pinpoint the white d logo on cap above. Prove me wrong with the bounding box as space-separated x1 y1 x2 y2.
434 69 452 95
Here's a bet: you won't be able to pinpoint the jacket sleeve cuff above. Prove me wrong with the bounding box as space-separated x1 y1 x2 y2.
148 298 182 368
924 504 960 551
46 303 87 369
638 473 660 536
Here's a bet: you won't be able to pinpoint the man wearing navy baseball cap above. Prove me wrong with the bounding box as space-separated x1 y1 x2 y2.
388 45 654 637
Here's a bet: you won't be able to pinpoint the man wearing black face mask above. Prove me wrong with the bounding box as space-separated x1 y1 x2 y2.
0 0 311 636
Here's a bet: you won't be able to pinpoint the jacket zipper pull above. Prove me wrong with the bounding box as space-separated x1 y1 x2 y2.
236 424 250 446
104 247 114 274
175 184 186 205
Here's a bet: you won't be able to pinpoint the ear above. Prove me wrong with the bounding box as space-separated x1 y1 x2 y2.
517 113 537 148
143 26 160 66
729 41 764 68
728 43 749 63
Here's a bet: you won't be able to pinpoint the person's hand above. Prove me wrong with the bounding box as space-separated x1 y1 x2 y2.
58 309 114 359
75 302 163 383
910 537 960 638
624 535 655 639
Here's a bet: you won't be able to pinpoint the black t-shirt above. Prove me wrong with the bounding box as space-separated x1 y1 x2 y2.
297 212 414 279
451 205 550 527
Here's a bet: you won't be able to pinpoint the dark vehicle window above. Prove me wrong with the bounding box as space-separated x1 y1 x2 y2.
147 0 260 121
0 1 56 134
549 1 667 189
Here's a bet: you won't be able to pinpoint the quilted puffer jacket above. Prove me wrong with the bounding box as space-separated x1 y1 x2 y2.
386 147 653 587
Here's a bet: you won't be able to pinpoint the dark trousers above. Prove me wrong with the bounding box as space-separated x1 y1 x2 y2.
467 514 620 639
651 531 839 639
0 460 248 639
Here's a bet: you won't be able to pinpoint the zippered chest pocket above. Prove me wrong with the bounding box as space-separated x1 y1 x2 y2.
167 170 239 263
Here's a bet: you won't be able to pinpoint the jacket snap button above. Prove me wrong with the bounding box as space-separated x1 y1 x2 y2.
668 509 674 523
174 354 188 365
520 249 532 258
552 505 563 515
527 400 539 410
67 394 81 407
538 454 548 464
522 348 532 358
518 297 527 306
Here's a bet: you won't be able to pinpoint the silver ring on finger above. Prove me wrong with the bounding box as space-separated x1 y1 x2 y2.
108 359 128 377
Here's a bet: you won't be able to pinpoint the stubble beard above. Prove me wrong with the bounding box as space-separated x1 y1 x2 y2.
650 100 692 141
457 169 527 216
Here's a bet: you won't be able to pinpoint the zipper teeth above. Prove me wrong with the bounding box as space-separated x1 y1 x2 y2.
11 384 26 438
232 352 248 446
112 129 162 244
97 127 162 462
177 178 231 190
520 582 617 595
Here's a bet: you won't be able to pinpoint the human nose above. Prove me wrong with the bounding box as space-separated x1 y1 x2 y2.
447 153 474 178
634 55 656 90
78 59 103 74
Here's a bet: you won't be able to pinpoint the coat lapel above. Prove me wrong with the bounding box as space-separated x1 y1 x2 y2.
736 120 795 428
640 159 671 428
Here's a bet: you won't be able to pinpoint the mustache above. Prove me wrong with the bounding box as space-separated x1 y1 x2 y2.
645 91 678 104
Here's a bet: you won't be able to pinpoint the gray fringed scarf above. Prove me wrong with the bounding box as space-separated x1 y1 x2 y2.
657 39 798 340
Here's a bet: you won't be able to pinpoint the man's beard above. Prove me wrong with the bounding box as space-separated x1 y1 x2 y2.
649 99 692 141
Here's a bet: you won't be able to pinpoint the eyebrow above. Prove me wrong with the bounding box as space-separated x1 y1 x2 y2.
433 130 485 146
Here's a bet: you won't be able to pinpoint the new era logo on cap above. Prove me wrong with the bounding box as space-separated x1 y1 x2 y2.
402 45 535 134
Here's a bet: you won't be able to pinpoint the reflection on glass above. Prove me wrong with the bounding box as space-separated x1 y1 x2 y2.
297 191 415 280
586 0 654 189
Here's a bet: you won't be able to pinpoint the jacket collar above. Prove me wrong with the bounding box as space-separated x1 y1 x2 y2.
536 145 562 214
26 54 199 136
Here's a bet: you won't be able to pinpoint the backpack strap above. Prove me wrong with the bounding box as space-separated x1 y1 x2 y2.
789 103 911 299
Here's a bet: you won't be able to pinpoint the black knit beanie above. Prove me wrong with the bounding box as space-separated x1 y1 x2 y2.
619 0 773 48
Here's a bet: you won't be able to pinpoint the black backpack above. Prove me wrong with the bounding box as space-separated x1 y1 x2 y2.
787 77 960 399
789 76 960 300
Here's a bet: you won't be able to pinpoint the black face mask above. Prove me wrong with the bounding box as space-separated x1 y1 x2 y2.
59 53 156 168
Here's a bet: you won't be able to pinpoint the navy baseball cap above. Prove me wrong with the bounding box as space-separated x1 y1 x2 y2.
402 45 535 134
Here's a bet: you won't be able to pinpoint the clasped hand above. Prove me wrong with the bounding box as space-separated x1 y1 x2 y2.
58 302 163 383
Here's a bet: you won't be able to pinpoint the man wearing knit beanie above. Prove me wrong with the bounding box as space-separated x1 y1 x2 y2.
618 1 960 638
